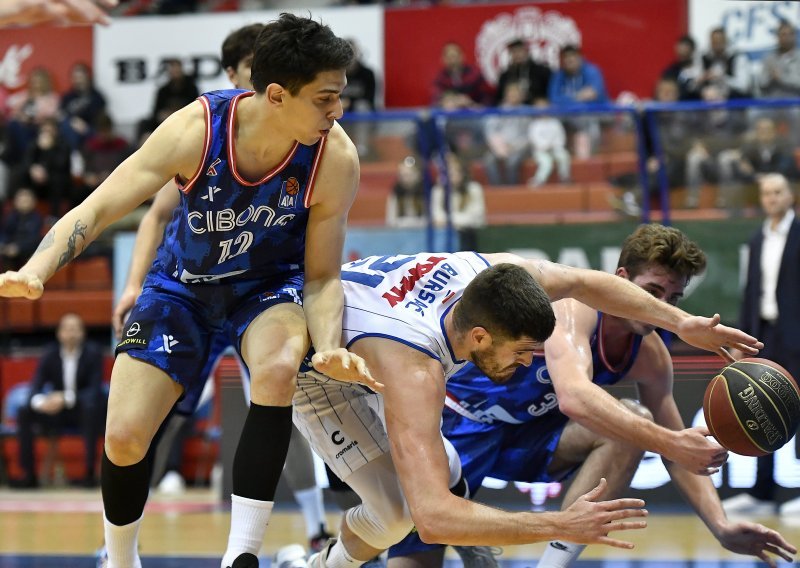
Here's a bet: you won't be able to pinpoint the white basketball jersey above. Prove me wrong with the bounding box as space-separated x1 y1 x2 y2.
340 251 490 380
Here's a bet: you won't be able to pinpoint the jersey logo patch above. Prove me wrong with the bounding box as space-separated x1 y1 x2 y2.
279 177 301 209
206 158 222 177
200 185 222 202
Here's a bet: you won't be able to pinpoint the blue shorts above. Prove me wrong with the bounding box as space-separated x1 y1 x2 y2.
388 407 574 558
116 271 302 412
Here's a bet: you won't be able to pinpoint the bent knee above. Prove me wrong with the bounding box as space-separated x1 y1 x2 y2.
347 502 414 551
249 359 300 402
620 398 654 422
104 425 151 466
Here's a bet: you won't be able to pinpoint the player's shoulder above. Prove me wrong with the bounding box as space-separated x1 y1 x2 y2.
324 123 358 162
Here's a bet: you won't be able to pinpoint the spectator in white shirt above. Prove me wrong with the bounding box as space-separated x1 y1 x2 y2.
386 156 427 229
482 82 530 185
757 21 800 98
528 98 571 187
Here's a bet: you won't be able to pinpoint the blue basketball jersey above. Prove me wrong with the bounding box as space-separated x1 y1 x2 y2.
151 89 325 289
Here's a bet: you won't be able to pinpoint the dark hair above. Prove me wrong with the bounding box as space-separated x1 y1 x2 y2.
507 38 526 50
677 35 696 51
617 224 706 282
560 45 580 57
251 13 353 95
454 263 555 342
221 23 265 71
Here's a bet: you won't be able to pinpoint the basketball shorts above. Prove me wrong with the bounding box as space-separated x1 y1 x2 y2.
292 370 389 481
116 271 302 411
388 407 573 558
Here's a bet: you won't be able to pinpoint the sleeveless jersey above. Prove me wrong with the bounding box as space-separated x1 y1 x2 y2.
151 89 325 289
443 312 644 433
339 252 491 380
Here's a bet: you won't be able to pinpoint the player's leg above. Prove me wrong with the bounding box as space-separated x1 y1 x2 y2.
102 354 183 568
536 398 650 568
222 300 310 567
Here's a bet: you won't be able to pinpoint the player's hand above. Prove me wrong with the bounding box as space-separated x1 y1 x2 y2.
556 478 648 549
666 427 728 475
675 314 762 363
0 0 117 27
716 521 796 567
311 348 384 391
0 271 44 299
113 286 141 338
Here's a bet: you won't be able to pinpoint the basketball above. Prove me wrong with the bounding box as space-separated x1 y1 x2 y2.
285 177 300 196
703 358 800 456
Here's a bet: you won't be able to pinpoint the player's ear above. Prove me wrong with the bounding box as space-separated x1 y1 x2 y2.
469 326 491 348
615 267 629 279
266 83 285 106
224 66 236 85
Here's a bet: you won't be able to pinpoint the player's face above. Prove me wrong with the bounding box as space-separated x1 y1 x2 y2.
283 69 347 145
620 265 688 335
470 335 539 384
228 54 254 90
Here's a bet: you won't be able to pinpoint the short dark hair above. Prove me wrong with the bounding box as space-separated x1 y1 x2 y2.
507 38 526 50
560 45 580 57
617 224 706 282
221 23 264 71
677 35 696 51
251 13 353 95
454 263 555 343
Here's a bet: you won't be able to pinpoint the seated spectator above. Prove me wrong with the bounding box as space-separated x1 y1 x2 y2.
152 58 199 125
341 38 378 158
0 187 42 270
495 38 551 105
757 20 800 98
2 67 60 167
431 42 493 109
79 112 131 199
527 98 571 187
18 118 72 217
11 313 106 489
661 35 701 100
59 62 107 150
548 45 608 106
386 156 427 228
699 27 752 98
431 152 486 238
482 82 530 185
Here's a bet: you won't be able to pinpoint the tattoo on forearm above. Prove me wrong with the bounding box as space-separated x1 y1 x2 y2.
56 220 88 270
34 228 55 255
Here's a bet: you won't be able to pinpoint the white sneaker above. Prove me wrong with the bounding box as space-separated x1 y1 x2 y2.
721 494 776 516
307 539 335 568
156 471 186 495
275 544 307 568
780 495 800 516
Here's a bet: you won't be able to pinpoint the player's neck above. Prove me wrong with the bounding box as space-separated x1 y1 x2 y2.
599 314 634 361
233 95 296 172
443 308 469 361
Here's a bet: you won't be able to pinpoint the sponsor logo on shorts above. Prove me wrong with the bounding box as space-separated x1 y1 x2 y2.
155 334 180 354
335 439 359 459
126 322 141 337
331 431 345 445
117 337 147 348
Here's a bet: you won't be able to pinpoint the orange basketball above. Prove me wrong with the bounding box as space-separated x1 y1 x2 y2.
703 358 800 456
285 177 300 196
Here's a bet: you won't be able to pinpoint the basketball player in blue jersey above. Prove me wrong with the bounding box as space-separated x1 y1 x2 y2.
285 247 766 568
108 23 333 562
386 224 795 568
0 13 378 568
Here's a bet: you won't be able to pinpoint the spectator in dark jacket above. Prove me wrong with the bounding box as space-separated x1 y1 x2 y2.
12 313 106 488
152 58 199 125
18 118 72 217
495 38 551 105
432 42 493 108
0 187 42 270
59 62 107 150
661 35 701 100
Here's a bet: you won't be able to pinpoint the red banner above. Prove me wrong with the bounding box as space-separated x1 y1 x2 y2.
0 26 92 96
384 0 687 108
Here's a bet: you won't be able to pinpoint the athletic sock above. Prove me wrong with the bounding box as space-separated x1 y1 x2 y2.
294 486 327 538
221 495 274 567
325 538 364 568
103 514 143 568
536 541 586 568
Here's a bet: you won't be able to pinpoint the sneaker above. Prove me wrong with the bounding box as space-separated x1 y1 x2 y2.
275 544 307 568
156 471 186 495
780 495 800 516
721 494 776 516
308 529 333 554
307 538 335 568
227 552 260 568
451 545 502 568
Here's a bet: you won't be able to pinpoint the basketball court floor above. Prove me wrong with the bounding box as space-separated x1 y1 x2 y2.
0 487 797 567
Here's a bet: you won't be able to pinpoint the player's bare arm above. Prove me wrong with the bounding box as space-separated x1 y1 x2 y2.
0 0 116 27
367 338 647 548
305 125 377 388
481 253 762 359
112 183 181 336
0 101 206 299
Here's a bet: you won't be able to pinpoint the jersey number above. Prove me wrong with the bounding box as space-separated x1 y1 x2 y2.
218 231 254 264
340 255 416 288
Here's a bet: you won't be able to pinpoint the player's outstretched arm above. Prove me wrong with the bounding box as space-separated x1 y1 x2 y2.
715 521 796 567
0 0 116 26
0 102 206 300
482 253 763 360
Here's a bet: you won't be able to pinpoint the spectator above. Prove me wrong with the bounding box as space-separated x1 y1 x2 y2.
341 38 378 158
11 313 106 488
528 98 571 187
2 67 60 167
79 112 131 198
386 156 427 229
661 35 702 100
151 58 199 125
482 82 530 185
699 27 752 98
431 152 486 242
547 45 608 106
432 42 493 108
0 187 42 270
59 62 107 150
758 21 800 98
19 118 72 217
494 38 551 105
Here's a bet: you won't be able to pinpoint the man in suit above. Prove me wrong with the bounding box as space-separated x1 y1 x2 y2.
723 173 800 515
13 313 106 488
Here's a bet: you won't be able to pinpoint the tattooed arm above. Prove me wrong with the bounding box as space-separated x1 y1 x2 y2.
0 102 206 299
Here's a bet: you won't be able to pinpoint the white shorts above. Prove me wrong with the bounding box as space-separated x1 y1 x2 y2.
293 370 390 480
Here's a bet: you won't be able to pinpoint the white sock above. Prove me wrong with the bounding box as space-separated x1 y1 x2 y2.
294 486 326 538
221 494 274 567
536 541 586 568
325 538 364 568
104 514 143 568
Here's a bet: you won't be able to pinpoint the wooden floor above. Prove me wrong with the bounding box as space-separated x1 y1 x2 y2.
0 488 798 567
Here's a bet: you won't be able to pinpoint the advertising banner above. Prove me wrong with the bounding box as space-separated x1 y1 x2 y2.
94 6 383 125
384 0 686 108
